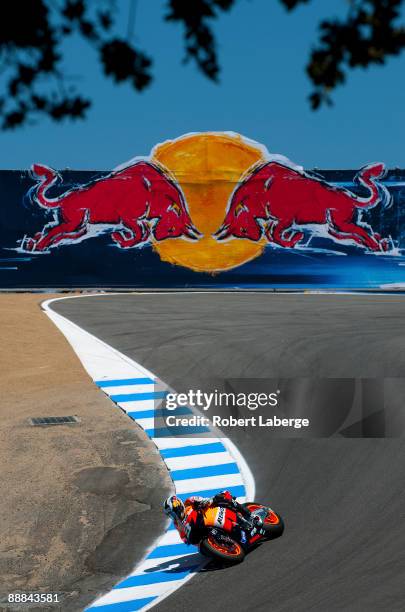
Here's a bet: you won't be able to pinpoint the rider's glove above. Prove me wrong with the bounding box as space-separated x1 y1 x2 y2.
212 491 233 506
252 515 263 528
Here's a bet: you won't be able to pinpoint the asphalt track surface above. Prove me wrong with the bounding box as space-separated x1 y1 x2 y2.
53 294 405 612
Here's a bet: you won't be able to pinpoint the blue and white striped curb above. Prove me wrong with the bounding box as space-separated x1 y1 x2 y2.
42 295 255 612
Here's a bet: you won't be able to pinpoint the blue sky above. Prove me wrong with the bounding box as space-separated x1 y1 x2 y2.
1 0 405 170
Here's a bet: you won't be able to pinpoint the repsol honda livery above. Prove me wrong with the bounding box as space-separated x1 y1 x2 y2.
164 490 284 564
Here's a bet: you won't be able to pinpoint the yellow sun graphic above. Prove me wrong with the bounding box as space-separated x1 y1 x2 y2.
152 132 267 272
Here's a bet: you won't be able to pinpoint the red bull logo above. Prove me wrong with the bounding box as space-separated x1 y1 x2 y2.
19 132 394 269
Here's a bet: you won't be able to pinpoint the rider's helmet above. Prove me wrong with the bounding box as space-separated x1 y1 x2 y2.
163 495 185 522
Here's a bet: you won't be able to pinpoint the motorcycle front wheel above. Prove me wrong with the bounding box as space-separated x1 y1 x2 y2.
243 502 285 539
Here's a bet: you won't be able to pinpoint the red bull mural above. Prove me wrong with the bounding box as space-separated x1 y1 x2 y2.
17 132 395 267
0 132 404 289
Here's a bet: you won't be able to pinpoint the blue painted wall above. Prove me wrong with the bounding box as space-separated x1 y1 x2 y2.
1 168 405 289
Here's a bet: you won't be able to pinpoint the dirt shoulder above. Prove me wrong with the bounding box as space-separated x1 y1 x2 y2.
0 294 172 612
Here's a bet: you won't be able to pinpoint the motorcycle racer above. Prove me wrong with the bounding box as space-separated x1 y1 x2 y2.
163 490 264 546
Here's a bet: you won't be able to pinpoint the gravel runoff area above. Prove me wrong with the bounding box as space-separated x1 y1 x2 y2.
0 294 172 612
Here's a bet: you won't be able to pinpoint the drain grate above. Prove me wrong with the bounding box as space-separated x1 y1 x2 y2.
29 416 80 426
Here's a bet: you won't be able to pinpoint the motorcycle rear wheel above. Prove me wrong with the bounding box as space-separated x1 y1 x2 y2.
243 502 285 539
199 533 245 563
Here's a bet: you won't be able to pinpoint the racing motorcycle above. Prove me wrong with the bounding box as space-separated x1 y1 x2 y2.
198 501 284 564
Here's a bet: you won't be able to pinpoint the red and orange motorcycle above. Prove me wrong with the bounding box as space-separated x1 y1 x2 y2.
198 501 284 564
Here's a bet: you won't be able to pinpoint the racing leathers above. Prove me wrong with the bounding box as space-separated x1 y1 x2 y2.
173 490 263 546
